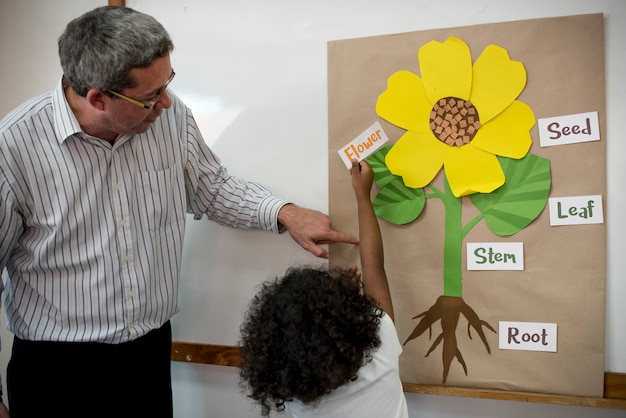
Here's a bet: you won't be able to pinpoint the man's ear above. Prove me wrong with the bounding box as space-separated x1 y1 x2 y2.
85 89 107 111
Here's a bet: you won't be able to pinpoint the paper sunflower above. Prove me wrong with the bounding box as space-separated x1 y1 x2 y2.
376 36 535 197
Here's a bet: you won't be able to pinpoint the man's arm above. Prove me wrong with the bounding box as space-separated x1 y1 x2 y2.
0 370 9 417
278 204 359 259
350 159 394 321
184 104 357 259
0 400 8 417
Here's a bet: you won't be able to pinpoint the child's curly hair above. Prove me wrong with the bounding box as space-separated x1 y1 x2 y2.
238 265 383 416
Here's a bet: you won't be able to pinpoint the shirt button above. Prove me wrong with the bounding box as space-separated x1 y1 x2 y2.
114 183 122 191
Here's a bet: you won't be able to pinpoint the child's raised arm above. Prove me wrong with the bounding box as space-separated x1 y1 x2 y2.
350 159 395 321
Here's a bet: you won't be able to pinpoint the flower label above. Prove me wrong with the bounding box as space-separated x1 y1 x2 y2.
338 121 389 168
499 321 557 352
537 111 600 147
548 195 604 226
466 242 524 271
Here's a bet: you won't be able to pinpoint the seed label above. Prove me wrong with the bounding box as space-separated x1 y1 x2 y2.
537 111 600 147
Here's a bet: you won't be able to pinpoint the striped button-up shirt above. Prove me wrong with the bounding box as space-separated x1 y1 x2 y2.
0 81 288 343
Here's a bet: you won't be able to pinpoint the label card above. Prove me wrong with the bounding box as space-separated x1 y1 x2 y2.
466 242 524 271
548 195 604 226
338 121 389 169
499 321 557 352
537 111 600 147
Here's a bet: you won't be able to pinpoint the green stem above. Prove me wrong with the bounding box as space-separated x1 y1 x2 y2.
441 177 463 297
462 213 484 240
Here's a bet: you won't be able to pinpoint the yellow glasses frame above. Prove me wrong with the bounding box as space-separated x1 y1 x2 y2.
107 70 176 110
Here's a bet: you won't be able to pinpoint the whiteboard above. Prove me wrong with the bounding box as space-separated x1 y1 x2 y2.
122 0 626 373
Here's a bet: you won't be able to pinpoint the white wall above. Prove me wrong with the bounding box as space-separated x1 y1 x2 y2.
1 1 625 417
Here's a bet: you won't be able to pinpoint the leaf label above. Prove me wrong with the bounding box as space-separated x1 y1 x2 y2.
466 242 524 271
548 195 604 226
337 121 389 168
537 111 600 147
499 321 557 353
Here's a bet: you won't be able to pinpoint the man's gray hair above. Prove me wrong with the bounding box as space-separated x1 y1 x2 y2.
58 6 174 96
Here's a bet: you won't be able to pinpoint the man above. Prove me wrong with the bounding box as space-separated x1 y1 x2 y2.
0 6 357 418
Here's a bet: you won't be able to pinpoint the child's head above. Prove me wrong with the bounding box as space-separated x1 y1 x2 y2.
238 265 384 416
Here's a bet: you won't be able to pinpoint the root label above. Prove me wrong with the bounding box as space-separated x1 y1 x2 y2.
499 321 557 352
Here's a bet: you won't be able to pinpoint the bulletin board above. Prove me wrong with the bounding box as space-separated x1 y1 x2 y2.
328 14 606 398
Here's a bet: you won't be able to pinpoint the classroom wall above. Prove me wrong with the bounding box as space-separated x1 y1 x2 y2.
1 1 625 417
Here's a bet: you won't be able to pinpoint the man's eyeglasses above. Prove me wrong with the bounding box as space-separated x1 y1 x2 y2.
107 70 176 110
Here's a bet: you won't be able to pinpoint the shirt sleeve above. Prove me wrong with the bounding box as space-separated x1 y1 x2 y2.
0 177 6 400
0 157 24 274
181 104 289 233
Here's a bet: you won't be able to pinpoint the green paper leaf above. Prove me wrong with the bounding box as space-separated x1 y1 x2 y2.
366 146 396 189
470 154 551 236
372 177 426 225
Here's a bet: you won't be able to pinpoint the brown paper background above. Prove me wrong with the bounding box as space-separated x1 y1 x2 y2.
328 14 606 397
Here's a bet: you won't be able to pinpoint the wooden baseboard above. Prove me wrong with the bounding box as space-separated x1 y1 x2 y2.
172 342 241 366
401 380 626 410
171 341 626 410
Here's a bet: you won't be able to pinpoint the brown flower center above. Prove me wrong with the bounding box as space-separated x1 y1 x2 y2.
429 97 481 147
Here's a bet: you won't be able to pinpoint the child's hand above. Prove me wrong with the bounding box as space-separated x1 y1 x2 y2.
350 159 374 199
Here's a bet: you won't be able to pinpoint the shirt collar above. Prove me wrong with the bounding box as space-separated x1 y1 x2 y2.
51 78 84 144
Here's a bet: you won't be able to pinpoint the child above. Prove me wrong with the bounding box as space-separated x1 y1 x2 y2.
238 159 409 417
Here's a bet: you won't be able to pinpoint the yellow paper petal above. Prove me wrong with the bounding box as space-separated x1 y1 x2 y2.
444 146 505 197
470 45 527 124
471 100 535 159
419 37 472 104
376 70 432 133
386 131 446 189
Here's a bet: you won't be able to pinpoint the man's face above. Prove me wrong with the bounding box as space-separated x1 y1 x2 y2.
103 55 174 137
